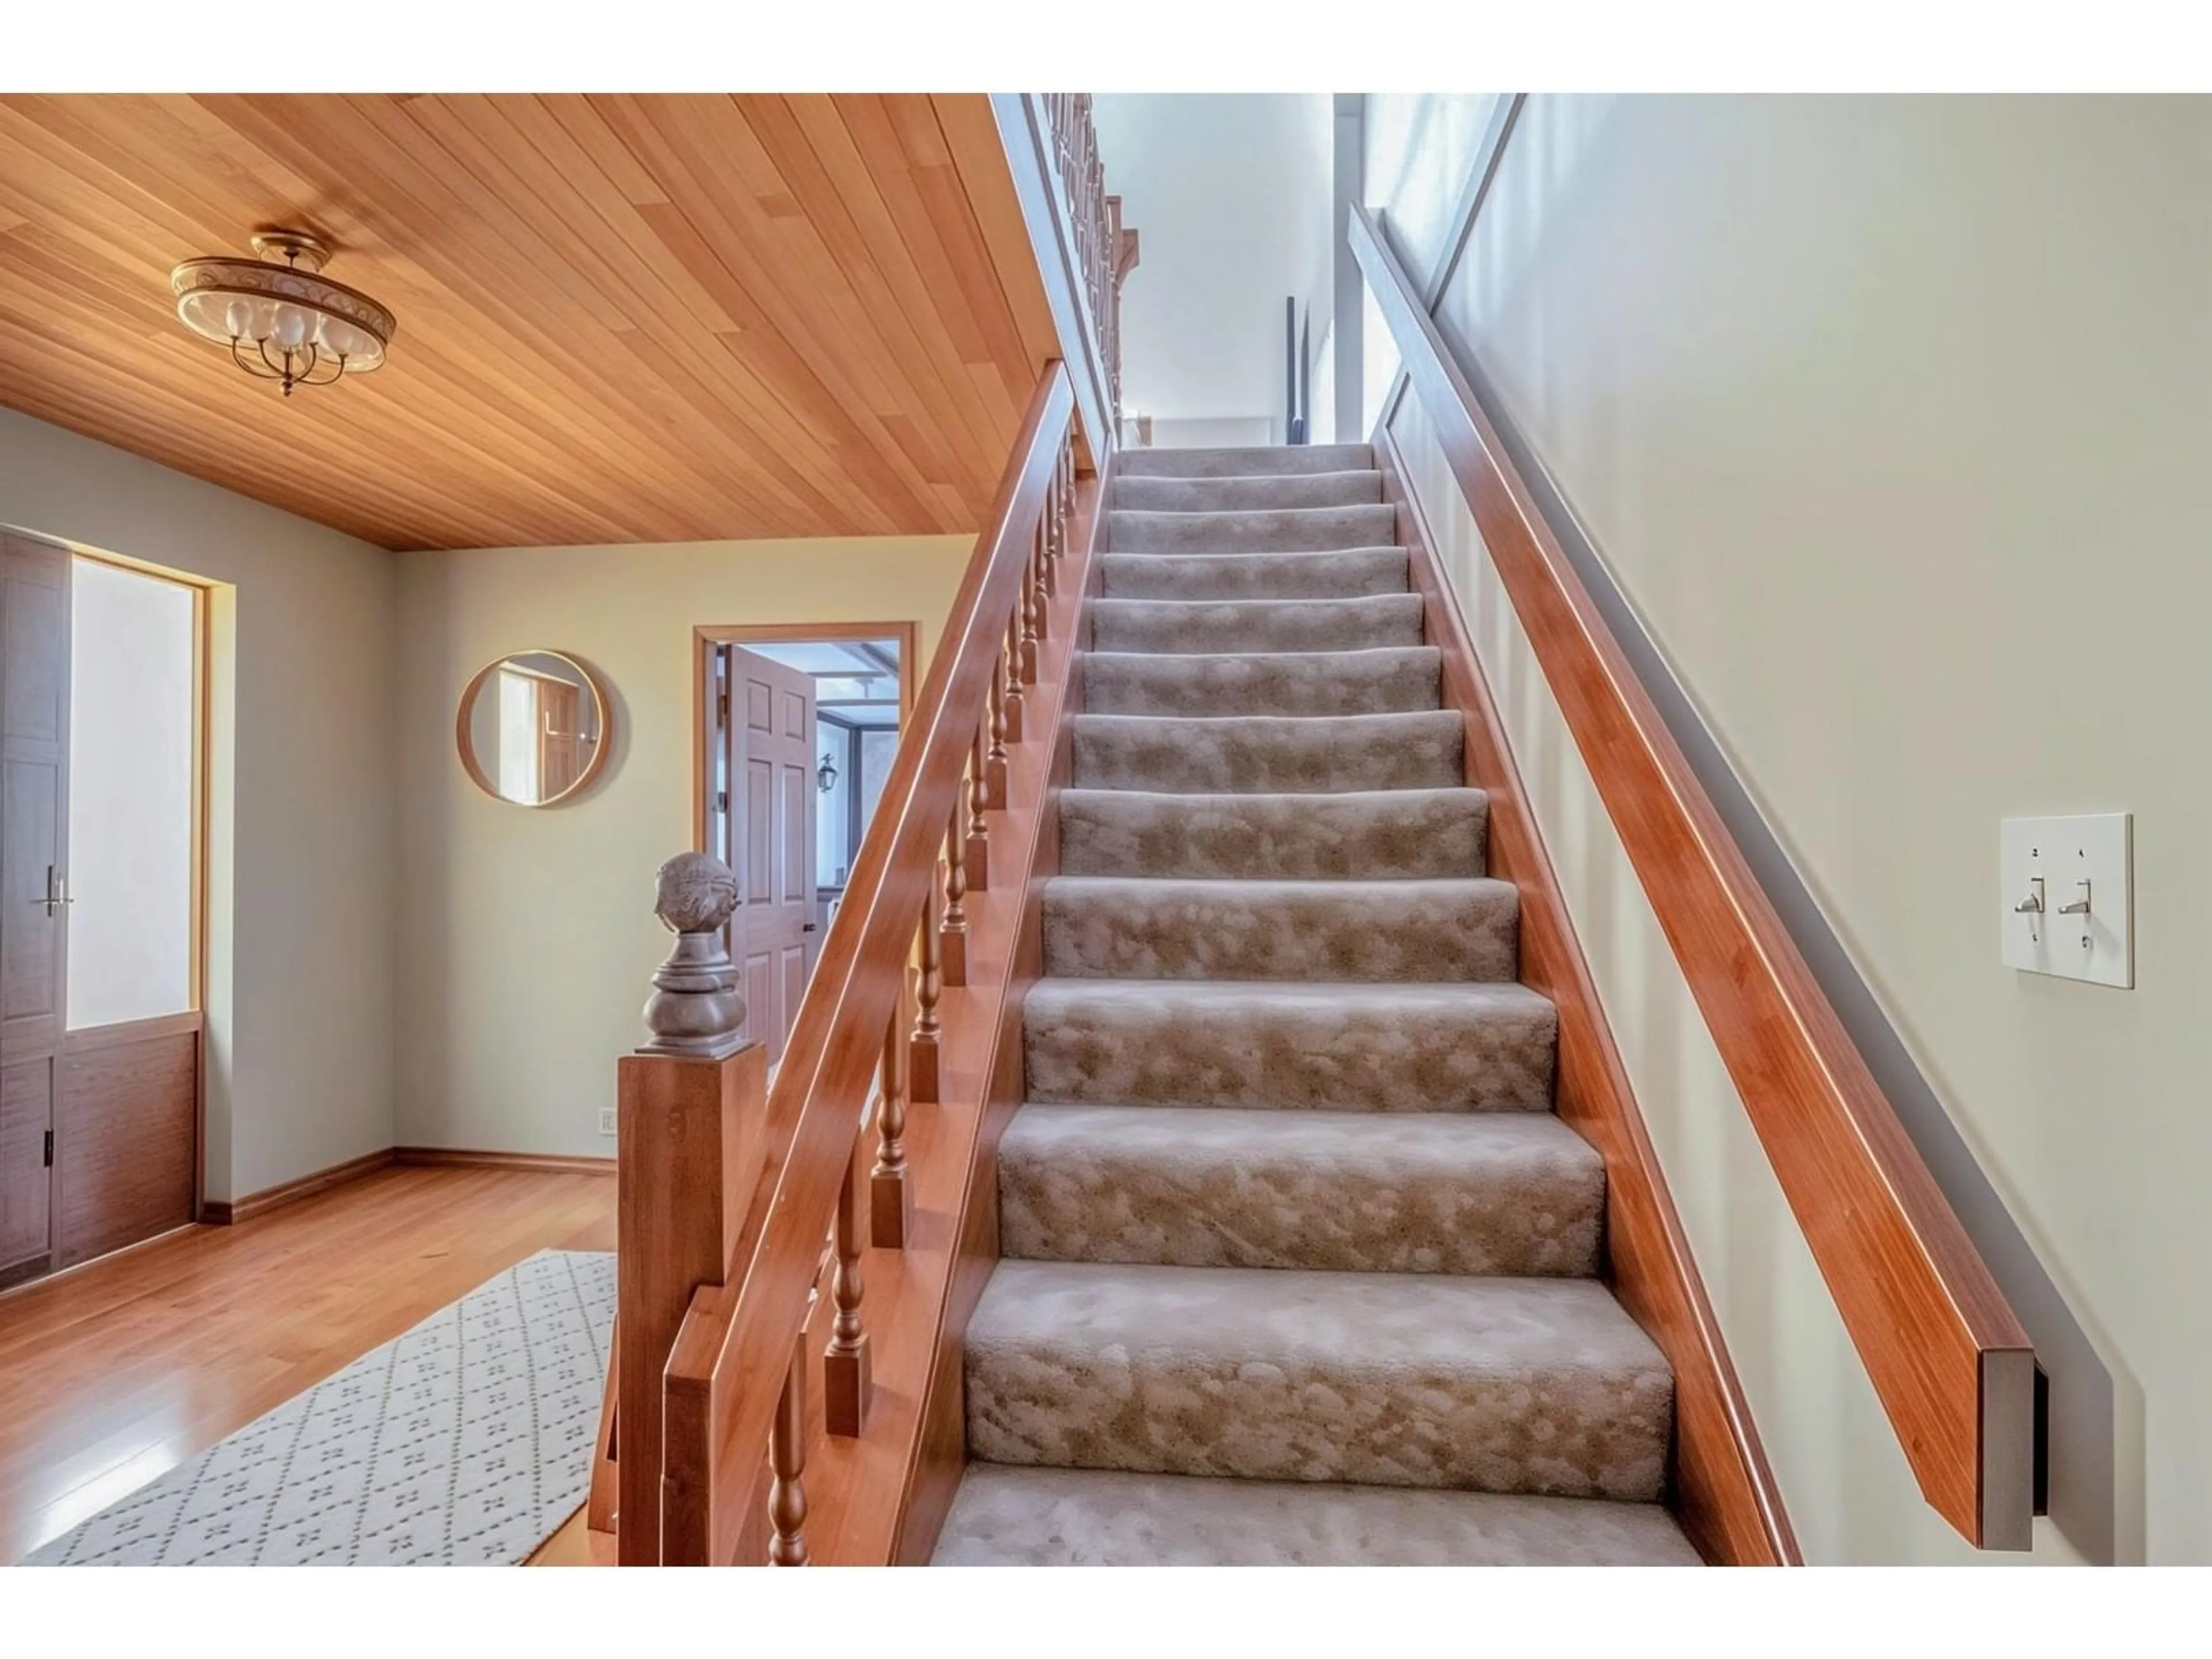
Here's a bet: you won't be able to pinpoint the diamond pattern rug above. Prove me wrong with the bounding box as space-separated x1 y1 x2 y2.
24 1248 615 1566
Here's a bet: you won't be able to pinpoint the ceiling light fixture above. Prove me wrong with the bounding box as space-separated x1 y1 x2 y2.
169 230 397 397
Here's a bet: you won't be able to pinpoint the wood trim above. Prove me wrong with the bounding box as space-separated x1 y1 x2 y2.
61 1009 203 1054
202 1147 396 1225
392 1147 616 1176
691 620 922 857
660 365 1078 1563
1378 433 1796 1566
1354 201 2035 1550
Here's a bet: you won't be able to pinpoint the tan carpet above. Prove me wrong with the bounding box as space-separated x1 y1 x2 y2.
933 442 1698 1566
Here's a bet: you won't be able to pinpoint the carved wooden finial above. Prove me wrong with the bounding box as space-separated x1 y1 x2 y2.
639 851 745 1058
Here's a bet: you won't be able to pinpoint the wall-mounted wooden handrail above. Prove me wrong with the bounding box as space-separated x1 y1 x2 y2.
1350 200 2037 1550
656 362 1078 1563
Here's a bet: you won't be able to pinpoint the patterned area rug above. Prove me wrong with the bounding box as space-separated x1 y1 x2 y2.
24 1248 614 1566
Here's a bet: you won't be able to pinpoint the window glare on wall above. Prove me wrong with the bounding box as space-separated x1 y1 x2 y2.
68 557 196 1030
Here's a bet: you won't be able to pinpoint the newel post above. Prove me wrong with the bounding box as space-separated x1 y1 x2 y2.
613 851 767 1566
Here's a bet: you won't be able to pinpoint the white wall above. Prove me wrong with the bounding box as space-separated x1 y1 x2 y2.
1361 94 1503 434
1373 93 2212 1563
393 536 974 1158
1093 94 1333 440
1 407 397 1203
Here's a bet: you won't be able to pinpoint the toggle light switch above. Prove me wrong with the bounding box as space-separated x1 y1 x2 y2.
1999 813 2133 988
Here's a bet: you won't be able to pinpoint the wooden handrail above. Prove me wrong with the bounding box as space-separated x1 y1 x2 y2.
1350 201 2037 1550
657 362 1078 1563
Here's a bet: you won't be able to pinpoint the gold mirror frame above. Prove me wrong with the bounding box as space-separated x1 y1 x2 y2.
455 649 611 808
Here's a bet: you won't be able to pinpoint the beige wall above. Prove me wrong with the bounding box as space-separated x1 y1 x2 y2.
1 407 397 1203
1376 94 2212 1563
392 535 974 1159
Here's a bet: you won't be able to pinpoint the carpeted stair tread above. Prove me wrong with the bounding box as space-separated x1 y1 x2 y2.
930 1465 1702 1566
999 1104 1604 1277
1022 978 1556 1112
1119 443 1374 479
1100 547 1410 601
1041 876 1518 984
949 437 1693 1565
963 1260 1672 1500
1071 710 1463 794
1113 470 1383 513
1109 503 1399 555
1081 647 1440 718
1089 594 1425 655
1058 787 1488 880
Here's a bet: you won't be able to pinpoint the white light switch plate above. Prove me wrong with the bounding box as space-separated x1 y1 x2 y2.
1999 813 2133 988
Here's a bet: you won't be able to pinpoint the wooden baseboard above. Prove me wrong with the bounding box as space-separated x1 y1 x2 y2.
392 1146 617 1176
203 1145 617 1226
203 1147 397 1225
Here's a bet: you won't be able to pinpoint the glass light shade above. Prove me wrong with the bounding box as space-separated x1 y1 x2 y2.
171 249 397 378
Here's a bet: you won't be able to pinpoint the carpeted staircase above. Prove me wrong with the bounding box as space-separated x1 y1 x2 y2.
931 444 1701 1566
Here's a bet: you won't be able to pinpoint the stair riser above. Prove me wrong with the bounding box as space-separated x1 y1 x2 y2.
933 1468 1705 1566
999 1111 1604 1277
1041 880 1518 984
965 1319 1669 1502
1090 596 1423 656
1059 789 1488 880
1113 471 1382 512
1109 505 1399 555
1021 987 1557 1112
1100 549 1410 601
1082 650 1440 718
1120 443 1373 479
1071 713 1464 794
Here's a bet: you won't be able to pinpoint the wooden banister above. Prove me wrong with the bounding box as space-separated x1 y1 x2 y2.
1350 200 2037 1550
654 362 1081 1564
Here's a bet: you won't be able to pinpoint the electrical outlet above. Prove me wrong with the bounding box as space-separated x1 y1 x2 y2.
597 1107 618 1137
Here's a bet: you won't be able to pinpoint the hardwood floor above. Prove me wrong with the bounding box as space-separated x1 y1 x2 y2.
0 1163 613 1565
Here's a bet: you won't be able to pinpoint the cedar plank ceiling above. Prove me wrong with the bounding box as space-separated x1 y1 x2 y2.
0 94 1059 551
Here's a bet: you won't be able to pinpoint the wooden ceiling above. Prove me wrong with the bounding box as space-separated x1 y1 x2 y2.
0 96 1060 551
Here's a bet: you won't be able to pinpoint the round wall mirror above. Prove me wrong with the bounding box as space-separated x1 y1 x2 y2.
456 650 609 806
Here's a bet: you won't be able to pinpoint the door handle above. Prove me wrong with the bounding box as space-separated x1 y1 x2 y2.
802 922 819 933
41 866 73 916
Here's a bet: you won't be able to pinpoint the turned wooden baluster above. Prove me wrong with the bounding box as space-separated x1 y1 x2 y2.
1017 541 1041 684
1050 445 1070 573
1001 616 1025 747
1034 512 1056 611
823 1130 870 1436
767 1337 808 1565
910 889 942 1105
941 796 969 988
969 718 995 885
870 994 910 1248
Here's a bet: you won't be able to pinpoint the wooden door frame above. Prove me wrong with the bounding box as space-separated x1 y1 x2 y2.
28 536 214 1236
690 622 920 857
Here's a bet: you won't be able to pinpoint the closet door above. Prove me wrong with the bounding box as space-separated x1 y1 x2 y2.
0 533 70 1282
